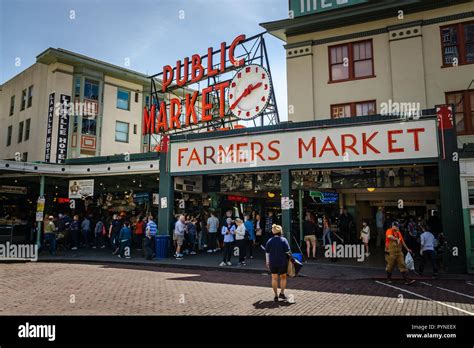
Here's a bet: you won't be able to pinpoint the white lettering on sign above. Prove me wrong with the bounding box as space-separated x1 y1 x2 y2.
170 120 438 173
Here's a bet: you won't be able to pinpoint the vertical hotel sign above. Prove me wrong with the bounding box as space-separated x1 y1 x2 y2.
56 94 71 164
290 0 368 18
44 92 55 162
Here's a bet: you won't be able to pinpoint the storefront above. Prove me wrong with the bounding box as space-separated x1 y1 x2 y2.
157 111 467 273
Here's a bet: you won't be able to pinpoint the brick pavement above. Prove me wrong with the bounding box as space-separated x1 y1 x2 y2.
0 262 472 316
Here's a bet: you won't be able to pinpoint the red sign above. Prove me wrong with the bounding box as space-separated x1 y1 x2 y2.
143 34 246 135
57 198 70 204
436 105 454 130
227 195 249 203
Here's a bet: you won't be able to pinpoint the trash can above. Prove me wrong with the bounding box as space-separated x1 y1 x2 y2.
155 235 170 260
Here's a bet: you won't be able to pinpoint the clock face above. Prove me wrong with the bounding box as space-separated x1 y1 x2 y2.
228 64 271 120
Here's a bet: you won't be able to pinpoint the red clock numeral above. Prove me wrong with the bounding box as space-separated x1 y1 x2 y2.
229 94 233 99
232 82 236 87
264 84 268 90
261 96 266 102
255 67 259 73
246 67 250 73
256 106 259 112
238 110 241 116
246 111 250 117
238 72 242 78
261 73 266 79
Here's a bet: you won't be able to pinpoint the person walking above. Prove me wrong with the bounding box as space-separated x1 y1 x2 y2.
303 213 318 261
186 218 198 255
376 207 385 248
174 215 186 260
109 214 123 254
145 216 158 258
70 215 81 250
360 220 370 257
265 224 290 302
81 215 91 247
234 218 247 266
418 224 438 277
118 221 132 259
322 215 331 247
254 214 263 247
338 208 353 243
143 229 154 260
93 218 105 249
264 211 275 244
44 215 57 256
244 214 255 259
133 216 145 251
385 221 415 285
206 212 220 253
219 217 235 266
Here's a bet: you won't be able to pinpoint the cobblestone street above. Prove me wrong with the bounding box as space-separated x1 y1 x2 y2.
1 262 473 316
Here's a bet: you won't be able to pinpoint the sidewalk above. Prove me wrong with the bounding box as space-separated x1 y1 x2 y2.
37 246 474 281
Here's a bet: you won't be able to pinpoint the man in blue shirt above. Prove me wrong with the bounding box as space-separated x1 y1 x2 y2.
265 224 290 302
146 216 158 258
419 224 438 277
118 221 132 259
244 214 255 259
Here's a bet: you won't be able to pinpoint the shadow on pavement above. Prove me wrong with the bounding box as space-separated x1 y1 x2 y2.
252 300 295 309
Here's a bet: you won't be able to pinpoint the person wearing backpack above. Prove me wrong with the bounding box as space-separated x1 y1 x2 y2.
265 224 290 302
118 220 132 259
234 218 247 266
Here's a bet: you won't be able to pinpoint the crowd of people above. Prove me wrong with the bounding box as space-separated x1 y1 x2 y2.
39 209 282 265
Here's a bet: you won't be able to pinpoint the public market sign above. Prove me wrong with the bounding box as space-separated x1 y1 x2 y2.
143 34 272 134
170 119 438 173
290 0 369 18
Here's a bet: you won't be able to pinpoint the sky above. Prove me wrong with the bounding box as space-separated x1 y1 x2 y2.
0 0 289 120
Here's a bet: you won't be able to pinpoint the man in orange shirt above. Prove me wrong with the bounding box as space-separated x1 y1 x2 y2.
385 221 415 285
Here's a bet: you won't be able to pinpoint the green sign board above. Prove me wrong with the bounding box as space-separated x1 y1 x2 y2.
289 0 369 18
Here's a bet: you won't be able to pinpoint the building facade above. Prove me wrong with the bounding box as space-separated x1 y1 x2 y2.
0 48 160 163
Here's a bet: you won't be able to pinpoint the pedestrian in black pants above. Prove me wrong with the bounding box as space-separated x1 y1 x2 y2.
234 218 247 266
419 225 438 276
219 218 235 267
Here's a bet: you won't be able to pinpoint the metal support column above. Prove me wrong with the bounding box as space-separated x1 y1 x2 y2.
36 175 45 248
281 169 291 243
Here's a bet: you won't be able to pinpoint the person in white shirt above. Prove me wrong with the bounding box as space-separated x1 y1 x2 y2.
419 225 438 276
359 220 370 257
234 218 247 266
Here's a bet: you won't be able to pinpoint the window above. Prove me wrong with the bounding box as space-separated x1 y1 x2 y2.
18 121 24 143
331 100 376 118
84 78 99 100
441 21 474 66
9 95 15 116
117 89 130 110
135 92 139 103
24 119 31 141
133 124 137 135
329 40 374 82
446 90 474 134
115 121 129 142
82 118 96 135
27 85 33 107
21 89 27 110
22 152 28 162
6 126 12 146
74 77 81 98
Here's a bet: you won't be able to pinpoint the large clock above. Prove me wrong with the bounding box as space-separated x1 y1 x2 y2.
228 64 272 120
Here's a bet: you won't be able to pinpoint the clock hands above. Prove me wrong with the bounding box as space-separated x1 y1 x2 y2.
230 82 263 110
